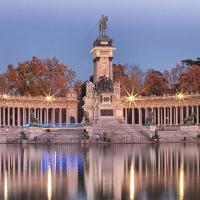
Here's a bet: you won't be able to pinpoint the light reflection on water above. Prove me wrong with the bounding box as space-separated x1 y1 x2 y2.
129 160 135 200
0 144 199 200
47 165 52 200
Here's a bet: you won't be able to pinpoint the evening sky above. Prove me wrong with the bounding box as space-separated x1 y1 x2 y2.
0 0 199 80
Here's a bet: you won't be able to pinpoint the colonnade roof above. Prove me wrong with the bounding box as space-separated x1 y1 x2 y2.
0 94 77 108
121 93 200 108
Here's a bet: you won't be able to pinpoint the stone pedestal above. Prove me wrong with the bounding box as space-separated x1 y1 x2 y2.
83 88 124 125
82 33 125 127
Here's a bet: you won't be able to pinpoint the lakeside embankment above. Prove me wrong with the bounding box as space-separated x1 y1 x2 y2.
0 125 200 144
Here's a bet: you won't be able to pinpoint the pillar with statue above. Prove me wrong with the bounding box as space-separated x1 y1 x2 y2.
82 15 124 125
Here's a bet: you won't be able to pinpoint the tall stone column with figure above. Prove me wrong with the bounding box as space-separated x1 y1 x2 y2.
82 16 124 125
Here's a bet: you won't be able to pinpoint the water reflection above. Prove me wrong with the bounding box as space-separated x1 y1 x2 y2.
0 144 199 200
178 158 184 200
47 165 52 200
129 160 135 200
4 170 8 200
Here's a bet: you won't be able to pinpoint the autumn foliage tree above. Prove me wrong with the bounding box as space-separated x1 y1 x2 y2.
127 64 144 94
143 69 169 96
1 57 78 97
1 56 200 98
163 58 200 94
179 64 200 93
113 64 144 95
113 59 200 97
163 64 187 93
113 64 129 95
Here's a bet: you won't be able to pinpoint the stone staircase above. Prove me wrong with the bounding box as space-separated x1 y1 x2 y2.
34 128 83 144
0 128 20 143
91 123 151 143
0 134 20 143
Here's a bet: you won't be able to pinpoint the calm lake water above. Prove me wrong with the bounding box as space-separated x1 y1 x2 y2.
0 144 200 200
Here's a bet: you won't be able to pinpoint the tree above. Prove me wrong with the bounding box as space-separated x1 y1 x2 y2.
3 57 76 96
113 64 129 95
182 58 200 66
15 57 48 95
42 57 75 96
113 64 144 95
143 69 169 96
0 74 8 93
163 64 187 93
127 64 144 94
179 58 200 93
179 64 200 93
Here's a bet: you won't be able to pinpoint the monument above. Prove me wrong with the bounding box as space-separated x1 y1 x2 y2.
83 15 124 125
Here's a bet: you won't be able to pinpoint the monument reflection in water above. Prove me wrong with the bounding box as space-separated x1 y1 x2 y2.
0 144 200 200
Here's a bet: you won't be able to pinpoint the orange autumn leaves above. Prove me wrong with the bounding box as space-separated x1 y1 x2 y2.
113 61 200 96
0 57 78 97
1 57 200 98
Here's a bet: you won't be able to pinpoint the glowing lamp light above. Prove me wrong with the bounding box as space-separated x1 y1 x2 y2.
46 96 52 101
0 93 9 99
44 94 55 103
176 92 185 101
126 91 138 107
128 95 136 102
3 94 8 99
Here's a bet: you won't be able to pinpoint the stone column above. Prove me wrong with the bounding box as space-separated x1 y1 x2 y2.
17 107 20 126
52 108 55 125
197 105 199 125
180 107 184 125
59 108 62 126
153 108 157 125
40 109 43 125
139 108 142 125
159 108 162 125
191 106 194 115
158 108 160 125
176 107 178 125
12 107 15 126
186 106 189 117
46 108 49 126
66 108 68 125
23 108 26 126
164 107 166 125
170 107 173 125
28 108 31 125
7 107 10 126
3 107 5 126
132 108 135 124
168 108 170 124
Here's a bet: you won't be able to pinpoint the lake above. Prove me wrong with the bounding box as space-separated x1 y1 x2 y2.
0 143 199 200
